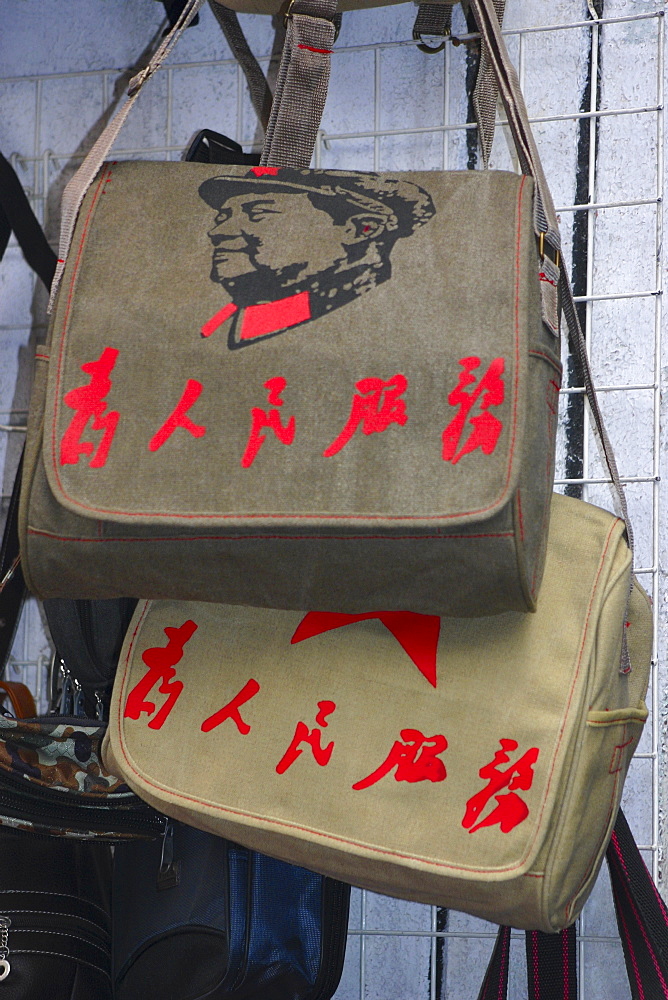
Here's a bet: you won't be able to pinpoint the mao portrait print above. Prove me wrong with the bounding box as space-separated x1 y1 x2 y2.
198 166 436 349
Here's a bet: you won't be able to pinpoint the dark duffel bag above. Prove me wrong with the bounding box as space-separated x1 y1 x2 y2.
113 818 350 1000
0 826 112 999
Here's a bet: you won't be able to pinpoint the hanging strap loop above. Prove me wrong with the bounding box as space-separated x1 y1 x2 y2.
48 0 206 312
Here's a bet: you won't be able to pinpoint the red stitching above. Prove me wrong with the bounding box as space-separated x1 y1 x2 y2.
614 891 646 1000
47 174 527 525
528 350 562 375
110 521 622 879
530 931 540 1000
562 926 570 998
297 44 333 54
27 527 515 543
539 271 558 288
530 518 622 880
612 827 668 922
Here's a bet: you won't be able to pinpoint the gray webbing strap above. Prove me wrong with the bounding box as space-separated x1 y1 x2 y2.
472 0 506 164
469 0 632 560
413 2 453 45
472 0 633 669
467 0 558 244
260 0 337 168
48 0 206 312
208 0 273 131
413 1 506 166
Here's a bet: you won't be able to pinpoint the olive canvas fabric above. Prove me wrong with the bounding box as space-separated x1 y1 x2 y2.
103 494 651 932
19 162 560 615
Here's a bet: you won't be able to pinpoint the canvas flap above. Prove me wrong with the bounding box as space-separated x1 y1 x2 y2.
43 161 533 530
107 494 633 880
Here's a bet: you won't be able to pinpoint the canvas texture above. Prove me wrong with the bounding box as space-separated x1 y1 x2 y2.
102 493 651 932
19 162 561 616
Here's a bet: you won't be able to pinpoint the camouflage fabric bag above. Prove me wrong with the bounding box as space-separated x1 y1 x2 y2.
19 0 564 618
0 716 164 841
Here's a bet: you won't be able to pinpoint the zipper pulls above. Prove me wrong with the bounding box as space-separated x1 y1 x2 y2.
72 678 86 718
157 819 181 890
0 915 11 980
58 662 74 717
94 691 107 722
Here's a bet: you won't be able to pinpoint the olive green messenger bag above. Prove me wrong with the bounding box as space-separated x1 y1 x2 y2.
20 0 569 619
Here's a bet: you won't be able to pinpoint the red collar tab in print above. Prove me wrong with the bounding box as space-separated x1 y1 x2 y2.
291 612 441 688
201 290 312 345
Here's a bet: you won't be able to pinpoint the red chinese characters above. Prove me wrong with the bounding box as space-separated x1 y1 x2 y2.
201 679 261 734
462 738 539 834
61 351 510 470
123 620 197 730
149 379 206 451
241 376 296 468
352 729 447 790
275 701 337 774
442 356 505 464
60 347 120 467
323 374 408 457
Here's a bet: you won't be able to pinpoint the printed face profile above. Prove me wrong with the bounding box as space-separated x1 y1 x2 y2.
199 168 436 348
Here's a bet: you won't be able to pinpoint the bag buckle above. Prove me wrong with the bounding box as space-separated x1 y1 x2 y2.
539 231 561 268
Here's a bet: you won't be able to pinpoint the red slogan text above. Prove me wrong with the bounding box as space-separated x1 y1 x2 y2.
124 615 538 834
59 349 506 470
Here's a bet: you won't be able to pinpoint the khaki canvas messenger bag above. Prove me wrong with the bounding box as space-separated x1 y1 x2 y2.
102 493 652 933
19 0 565 618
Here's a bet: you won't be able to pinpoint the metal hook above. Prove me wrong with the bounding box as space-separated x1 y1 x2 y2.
415 34 446 54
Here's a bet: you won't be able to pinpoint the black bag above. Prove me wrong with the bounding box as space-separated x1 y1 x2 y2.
43 598 137 717
113 818 350 1000
0 826 112 999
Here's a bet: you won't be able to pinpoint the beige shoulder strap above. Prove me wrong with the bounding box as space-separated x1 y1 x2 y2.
48 0 207 313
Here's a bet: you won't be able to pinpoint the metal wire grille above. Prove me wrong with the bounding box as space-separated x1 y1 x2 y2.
0 3 664 997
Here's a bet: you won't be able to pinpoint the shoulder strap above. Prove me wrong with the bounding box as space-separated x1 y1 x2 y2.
0 154 57 673
477 924 577 1000
607 808 668 997
413 1 506 165
0 450 27 676
207 0 273 131
478 809 668 1000
48 0 207 312
260 0 338 168
0 153 56 291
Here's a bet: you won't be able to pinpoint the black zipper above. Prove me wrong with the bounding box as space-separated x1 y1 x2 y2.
0 771 165 839
0 715 165 839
